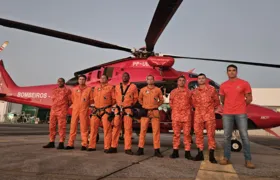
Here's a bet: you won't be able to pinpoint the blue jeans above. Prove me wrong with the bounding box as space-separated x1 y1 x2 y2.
223 114 252 161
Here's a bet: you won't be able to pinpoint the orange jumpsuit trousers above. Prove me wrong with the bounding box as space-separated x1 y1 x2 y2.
67 86 93 147
88 83 116 150
111 82 138 150
138 86 163 149
49 87 72 142
191 85 220 150
169 87 192 151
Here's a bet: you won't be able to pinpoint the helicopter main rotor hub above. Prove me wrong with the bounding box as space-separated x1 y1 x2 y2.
131 47 155 58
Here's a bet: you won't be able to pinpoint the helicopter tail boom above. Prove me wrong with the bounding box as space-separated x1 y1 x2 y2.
0 60 18 96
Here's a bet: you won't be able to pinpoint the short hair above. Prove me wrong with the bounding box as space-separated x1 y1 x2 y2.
123 72 130 77
227 64 238 71
177 75 186 80
146 74 154 80
101 74 108 80
198 73 206 78
58 78 65 83
77 74 87 80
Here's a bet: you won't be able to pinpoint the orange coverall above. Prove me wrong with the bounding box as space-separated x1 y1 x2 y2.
67 86 93 147
88 83 116 150
111 82 138 150
49 87 72 142
191 85 220 150
169 87 192 151
138 86 163 149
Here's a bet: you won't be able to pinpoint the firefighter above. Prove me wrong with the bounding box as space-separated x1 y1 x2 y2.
191 73 220 163
43 78 71 149
108 72 138 155
169 75 193 159
65 74 93 150
88 75 116 153
136 75 164 157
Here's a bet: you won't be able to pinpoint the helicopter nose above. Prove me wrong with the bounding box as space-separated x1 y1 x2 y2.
270 110 280 127
248 104 280 128
260 109 280 128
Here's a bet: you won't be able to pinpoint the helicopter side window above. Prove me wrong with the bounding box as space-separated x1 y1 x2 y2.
209 80 220 91
188 80 220 91
103 67 114 79
188 81 198 90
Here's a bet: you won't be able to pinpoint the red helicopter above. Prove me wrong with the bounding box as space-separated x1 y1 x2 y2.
0 0 280 152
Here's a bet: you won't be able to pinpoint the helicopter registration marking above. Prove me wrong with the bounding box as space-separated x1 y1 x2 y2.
17 92 48 99
132 61 149 67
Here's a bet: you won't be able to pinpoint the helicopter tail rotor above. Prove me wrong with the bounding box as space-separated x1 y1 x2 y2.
0 41 9 53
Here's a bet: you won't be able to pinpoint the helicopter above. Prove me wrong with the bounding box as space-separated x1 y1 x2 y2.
0 0 280 152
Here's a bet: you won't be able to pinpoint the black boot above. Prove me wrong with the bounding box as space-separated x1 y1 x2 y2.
209 149 217 164
81 146 87 151
185 151 193 160
43 142 55 148
65 146 74 150
87 148 96 151
57 142 64 150
107 147 118 153
104 149 109 153
125 149 134 155
194 149 204 161
136 147 144 156
169 149 179 158
154 149 163 158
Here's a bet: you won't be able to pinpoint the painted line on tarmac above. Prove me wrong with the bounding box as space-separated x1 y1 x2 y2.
96 147 171 180
195 141 240 180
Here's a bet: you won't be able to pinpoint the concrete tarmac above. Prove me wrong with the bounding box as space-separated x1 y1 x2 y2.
0 124 280 179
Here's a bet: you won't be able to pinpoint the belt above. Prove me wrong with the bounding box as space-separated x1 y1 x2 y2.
91 105 112 120
116 105 133 117
143 108 159 119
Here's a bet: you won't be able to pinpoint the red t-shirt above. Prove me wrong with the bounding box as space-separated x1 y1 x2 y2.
219 78 252 114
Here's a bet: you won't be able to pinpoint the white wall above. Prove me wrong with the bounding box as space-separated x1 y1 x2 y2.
0 101 23 122
252 88 280 106
0 101 8 122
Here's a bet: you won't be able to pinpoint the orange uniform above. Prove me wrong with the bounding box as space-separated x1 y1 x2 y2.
191 85 220 150
169 87 192 151
138 86 163 149
88 83 116 150
111 82 138 150
49 87 72 143
67 86 94 147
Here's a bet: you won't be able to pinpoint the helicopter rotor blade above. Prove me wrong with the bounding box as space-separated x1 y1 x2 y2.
0 18 132 53
145 0 183 52
163 55 280 68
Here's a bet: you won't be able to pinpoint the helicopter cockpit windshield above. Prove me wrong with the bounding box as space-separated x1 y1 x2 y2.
188 80 220 91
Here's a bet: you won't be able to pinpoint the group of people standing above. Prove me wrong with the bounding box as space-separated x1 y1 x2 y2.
43 64 255 169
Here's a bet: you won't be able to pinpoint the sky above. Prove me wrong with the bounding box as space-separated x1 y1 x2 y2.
0 0 280 88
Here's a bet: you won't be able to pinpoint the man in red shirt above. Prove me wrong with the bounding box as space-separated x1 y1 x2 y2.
219 64 255 169
191 73 220 163
43 78 72 149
